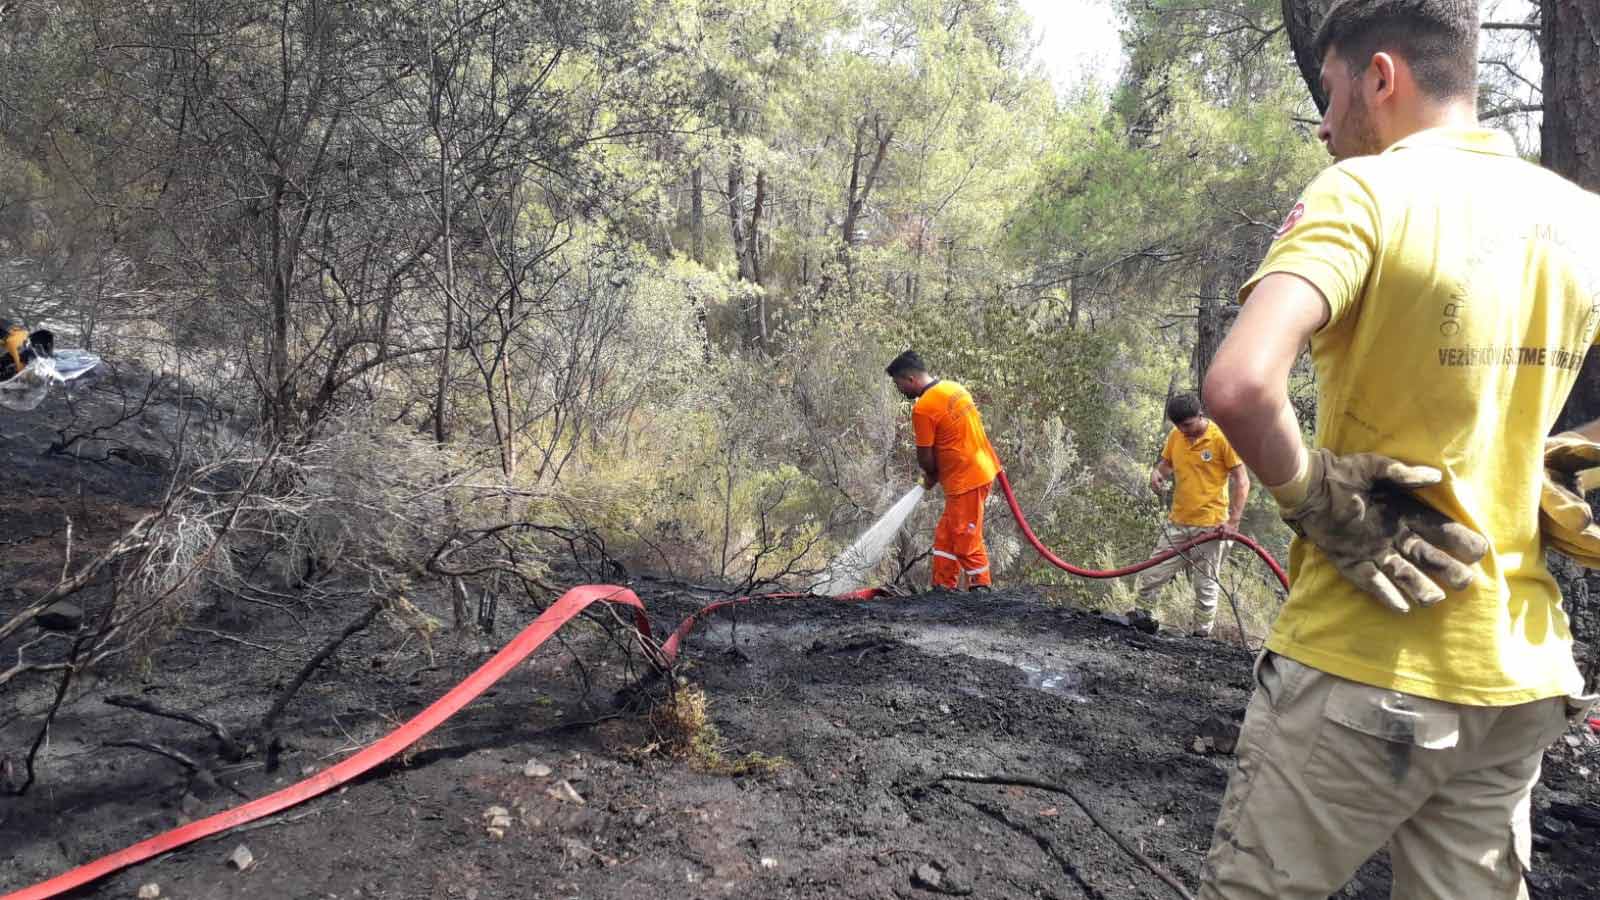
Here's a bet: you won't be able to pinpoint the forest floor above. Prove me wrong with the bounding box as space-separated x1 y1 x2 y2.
2 373 1599 900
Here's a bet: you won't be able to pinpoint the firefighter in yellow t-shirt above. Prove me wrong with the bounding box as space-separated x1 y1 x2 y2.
886 350 1000 591
1135 392 1249 636
1197 3 1600 898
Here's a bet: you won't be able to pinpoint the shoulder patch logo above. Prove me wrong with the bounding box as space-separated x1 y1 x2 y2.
1201 450 1214 462
1274 202 1306 240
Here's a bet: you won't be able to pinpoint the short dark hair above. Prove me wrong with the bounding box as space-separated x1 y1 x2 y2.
1314 0 1478 102
885 350 926 378
1166 392 1202 425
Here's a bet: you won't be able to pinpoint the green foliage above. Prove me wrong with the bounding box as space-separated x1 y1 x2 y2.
3 0 1333 600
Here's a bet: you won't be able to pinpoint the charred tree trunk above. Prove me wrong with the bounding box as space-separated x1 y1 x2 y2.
1192 299 1236 389
1282 0 1335 113
840 114 893 249
1542 0 1600 687
691 163 706 264
750 169 768 346
432 88 456 447
727 158 768 347
1067 273 1082 331
1539 0 1599 188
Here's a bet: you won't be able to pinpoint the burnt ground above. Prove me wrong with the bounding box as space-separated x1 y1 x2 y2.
2 370 1599 900
3 582 1598 900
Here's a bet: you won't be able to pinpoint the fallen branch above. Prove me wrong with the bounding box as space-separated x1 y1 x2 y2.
12 635 87 795
107 740 251 799
259 602 383 764
0 512 161 645
938 771 1197 900
890 547 932 589
107 739 203 772
952 793 1107 899
181 626 288 656
105 695 249 762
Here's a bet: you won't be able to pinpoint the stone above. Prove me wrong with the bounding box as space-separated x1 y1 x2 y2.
913 864 945 891
1535 817 1570 840
522 759 553 778
34 602 83 632
911 861 973 896
226 844 254 870
1099 612 1130 628
1526 873 1563 896
1198 714 1242 755
482 805 513 835
1549 801 1600 828
1126 608 1160 635
547 780 586 805
138 884 161 899
936 866 974 896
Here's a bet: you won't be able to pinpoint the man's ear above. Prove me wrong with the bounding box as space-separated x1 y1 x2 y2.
1370 51 1397 102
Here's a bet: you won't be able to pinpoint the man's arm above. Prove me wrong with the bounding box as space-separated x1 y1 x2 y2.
917 446 939 489
1149 458 1174 493
1202 273 1329 493
1226 464 1249 529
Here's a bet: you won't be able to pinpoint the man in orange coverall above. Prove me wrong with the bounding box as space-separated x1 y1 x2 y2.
886 350 1001 592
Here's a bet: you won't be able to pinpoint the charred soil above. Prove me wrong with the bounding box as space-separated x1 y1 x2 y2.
4 582 1599 900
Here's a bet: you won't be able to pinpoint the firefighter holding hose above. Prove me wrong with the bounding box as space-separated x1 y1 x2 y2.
1198 1 1598 896
886 350 1000 592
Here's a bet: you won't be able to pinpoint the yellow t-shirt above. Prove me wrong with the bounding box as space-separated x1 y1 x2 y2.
1241 126 1600 705
912 379 1000 496
1162 421 1242 527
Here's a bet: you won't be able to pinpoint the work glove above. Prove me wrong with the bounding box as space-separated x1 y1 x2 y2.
1273 448 1488 612
1541 432 1600 567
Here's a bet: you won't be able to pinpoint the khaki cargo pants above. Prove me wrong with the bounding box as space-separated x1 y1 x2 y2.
1199 652 1579 899
1135 522 1228 633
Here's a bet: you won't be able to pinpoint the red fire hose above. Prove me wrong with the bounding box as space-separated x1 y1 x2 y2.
5 480 1288 900
996 471 1290 590
3 586 653 900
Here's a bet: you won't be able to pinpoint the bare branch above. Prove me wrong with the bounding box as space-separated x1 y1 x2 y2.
1481 21 1540 33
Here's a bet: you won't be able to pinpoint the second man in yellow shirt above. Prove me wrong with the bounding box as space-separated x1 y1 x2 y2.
1136 392 1249 636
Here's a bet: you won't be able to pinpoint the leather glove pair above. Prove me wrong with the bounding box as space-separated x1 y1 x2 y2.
1274 448 1488 613
1542 432 1600 567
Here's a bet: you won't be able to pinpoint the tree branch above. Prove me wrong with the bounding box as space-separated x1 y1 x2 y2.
1481 21 1540 33
938 771 1197 900
1483 102 1543 120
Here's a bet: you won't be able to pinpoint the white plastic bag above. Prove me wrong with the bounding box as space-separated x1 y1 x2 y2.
0 349 102 411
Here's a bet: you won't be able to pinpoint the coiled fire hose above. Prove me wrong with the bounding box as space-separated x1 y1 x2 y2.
5 477 1289 900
